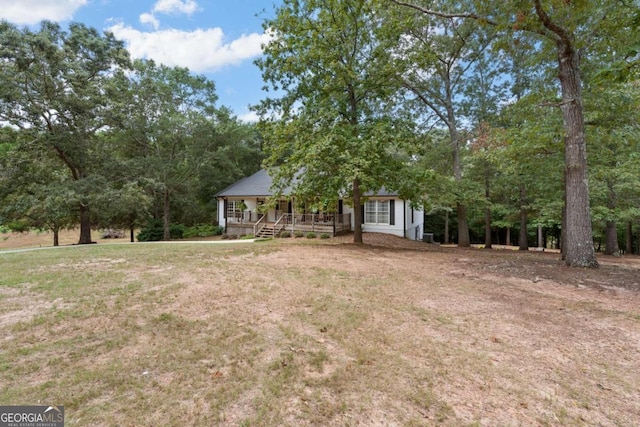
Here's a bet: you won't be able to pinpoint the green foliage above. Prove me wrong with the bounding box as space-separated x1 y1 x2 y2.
305 232 317 239
4 220 30 233
320 233 330 239
182 224 224 238
115 60 262 238
294 231 305 238
0 21 132 244
0 22 249 245
1 4 638 256
279 231 292 238
136 225 162 242
136 220 185 242
0 136 79 240
256 0 420 243
391 0 640 263
93 181 152 232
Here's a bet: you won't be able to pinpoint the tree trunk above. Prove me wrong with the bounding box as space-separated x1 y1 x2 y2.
506 226 511 246
552 32 598 267
352 178 363 244
130 225 135 243
561 200 567 259
448 108 469 247
444 210 449 244
604 221 619 256
78 203 92 244
484 170 491 249
163 189 171 241
519 209 528 250
484 207 492 249
528 0 597 266
537 224 544 250
518 185 528 251
457 203 470 246
604 180 619 256
626 221 633 254
53 228 60 247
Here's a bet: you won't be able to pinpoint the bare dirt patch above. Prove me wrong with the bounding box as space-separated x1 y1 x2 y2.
1 233 639 426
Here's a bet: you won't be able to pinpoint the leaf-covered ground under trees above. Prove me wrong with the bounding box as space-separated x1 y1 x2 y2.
1 231 639 426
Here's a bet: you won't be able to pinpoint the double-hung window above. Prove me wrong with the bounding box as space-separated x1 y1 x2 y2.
365 200 390 225
227 200 240 219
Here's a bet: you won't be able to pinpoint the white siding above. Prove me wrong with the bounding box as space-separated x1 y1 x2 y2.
217 198 226 227
344 198 405 238
219 196 423 240
404 202 424 241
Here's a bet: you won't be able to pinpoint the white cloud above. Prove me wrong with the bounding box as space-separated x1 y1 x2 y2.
108 23 272 73
152 0 199 16
139 13 160 30
238 111 259 123
141 0 199 30
0 0 87 25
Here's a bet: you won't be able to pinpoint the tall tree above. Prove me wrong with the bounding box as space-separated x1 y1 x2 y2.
195 111 264 207
119 59 220 240
388 8 500 246
409 129 458 242
586 83 640 256
256 0 416 244
487 90 565 252
467 124 496 249
390 0 639 266
0 21 130 244
0 133 77 246
94 181 152 243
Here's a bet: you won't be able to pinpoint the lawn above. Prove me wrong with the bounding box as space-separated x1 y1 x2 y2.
1 234 639 426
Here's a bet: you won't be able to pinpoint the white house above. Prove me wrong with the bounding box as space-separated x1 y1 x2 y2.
215 169 424 240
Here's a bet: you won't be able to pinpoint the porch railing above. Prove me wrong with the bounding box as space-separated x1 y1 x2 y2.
227 210 263 224
333 213 352 233
279 213 351 233
228 211 351 235
253 214 266 236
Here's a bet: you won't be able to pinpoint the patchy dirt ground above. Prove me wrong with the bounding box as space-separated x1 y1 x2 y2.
1 231 639 426
0 229 130 249
331 232 640 291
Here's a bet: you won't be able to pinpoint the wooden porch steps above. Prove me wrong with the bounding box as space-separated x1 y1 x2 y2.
255 224 283 238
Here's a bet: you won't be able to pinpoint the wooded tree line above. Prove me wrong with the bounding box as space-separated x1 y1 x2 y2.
1 1 639 268
255 0 640 267
0 21 263 245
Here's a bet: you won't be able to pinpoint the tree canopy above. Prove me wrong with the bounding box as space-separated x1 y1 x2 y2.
1 3 639 260
0 21 262 242
0 21 130 244
256 0 420 244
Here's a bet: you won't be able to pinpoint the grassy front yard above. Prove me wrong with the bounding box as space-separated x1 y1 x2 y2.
1 238 639 426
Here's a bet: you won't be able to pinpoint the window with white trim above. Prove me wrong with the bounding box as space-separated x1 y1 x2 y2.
227 200 239 218
365 200 390 225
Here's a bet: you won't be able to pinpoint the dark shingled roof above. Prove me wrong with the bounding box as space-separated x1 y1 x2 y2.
215 169 398 198
215 169 279 197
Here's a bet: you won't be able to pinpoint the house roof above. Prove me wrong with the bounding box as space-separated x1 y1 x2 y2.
215 169 398 198
215 169 280 197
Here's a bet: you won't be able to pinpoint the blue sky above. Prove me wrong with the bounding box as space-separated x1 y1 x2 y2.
0 0 281 122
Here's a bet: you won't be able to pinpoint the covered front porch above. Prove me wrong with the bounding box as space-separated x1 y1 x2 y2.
225 212 352 237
